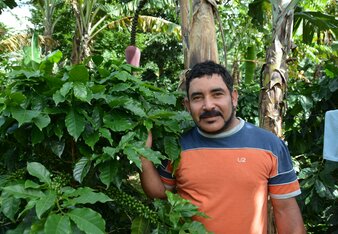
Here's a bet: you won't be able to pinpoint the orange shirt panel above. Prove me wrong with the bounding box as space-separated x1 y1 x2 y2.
175 148 278 234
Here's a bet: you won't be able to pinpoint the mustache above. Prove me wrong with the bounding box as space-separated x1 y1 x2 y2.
199 110 222 119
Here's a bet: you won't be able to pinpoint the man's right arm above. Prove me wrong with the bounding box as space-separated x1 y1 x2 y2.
140 131 173 199
140 157 167 199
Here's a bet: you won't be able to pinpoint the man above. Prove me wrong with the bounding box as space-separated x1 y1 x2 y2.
140 60 306 233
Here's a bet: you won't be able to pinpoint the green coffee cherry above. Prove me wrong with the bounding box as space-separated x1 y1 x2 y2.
106 187 158 224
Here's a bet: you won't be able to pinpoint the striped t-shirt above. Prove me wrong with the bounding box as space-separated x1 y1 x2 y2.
158 118 301 234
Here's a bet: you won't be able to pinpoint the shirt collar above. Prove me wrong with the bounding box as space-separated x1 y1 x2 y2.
197 118 245 138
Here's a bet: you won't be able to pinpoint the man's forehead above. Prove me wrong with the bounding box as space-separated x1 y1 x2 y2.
189 79 228 96
189 74 225 88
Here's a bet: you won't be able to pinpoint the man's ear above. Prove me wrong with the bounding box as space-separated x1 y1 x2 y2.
184 97 191 113
232 90 239 108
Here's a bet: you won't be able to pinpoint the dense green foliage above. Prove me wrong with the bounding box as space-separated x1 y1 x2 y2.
237 42 338 234
0 48 207 232
285 55 338 233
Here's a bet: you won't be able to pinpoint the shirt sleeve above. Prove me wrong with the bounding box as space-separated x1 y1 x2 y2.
268 139 301 199
157 159 176 187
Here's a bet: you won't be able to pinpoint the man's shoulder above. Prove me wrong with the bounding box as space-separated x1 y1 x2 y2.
243 121 280 139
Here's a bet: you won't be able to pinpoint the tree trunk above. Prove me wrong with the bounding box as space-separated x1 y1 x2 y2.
259 0 299 233
71 0 93 65
232 59 240 86
43 0 54 54
71 0 82 65
259 0 299 137
179 0 219 69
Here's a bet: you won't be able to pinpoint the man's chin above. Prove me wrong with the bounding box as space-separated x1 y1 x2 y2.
198 124 225 134
198 117 235 134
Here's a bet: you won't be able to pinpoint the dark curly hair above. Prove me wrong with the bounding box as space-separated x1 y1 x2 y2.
185 60 234 98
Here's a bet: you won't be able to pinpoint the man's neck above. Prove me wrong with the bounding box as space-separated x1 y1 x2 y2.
197 118 244 138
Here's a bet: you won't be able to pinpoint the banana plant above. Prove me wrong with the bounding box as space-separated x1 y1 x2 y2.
70 0 181 65
259 0 300 138
107 15 181 41
32 0 64 54
294 9 338 45
247 1 337 136
0 33 30 52
179 0 220 69
70 0 106 64
258 1 300 233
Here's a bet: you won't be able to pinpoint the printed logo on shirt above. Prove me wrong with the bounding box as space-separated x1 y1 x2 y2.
237 157 247 163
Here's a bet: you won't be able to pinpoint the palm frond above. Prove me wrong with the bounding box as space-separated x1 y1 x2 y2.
0 34 30 52
107 15 181 40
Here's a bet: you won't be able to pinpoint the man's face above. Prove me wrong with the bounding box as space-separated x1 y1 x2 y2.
185 74 238 134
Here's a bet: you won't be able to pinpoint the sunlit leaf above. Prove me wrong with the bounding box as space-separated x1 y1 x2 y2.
294 11 338 44
53 90 66 105
64 187 112 206
27 162 51 184
69 65 89 82
65 108 86 141
67 208 105 234
60 82 73 97
103 146 118 158
83 131 99 149
23 32 41 65
123 146 142 170
125 100 146 117
103 113 136 132
147 109 176 119
73 157 91 183
99 160 122 189
44 214 72 234
10 107 40 127
155 93 177 105
45 50 63 63
136 147 163 166
118 132 136 148
131 216 151 234
36 191 57 218
164 136 180 161
3 184 44 199
111 83 131 92
8 92 26 106
33 114 51 130
24 180 41 189
73 82 88 101
1 194 21 221
107 96 131 107
113 70 129 81
298 167 316 179
99 128 113 145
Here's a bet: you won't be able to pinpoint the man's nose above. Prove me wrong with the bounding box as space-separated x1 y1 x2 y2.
203 97 215 111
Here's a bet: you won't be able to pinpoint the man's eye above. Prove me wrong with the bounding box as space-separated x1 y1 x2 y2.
192 96 202 101
214 92 224 97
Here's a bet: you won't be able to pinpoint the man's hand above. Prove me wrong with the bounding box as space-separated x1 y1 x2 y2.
146 131 152 148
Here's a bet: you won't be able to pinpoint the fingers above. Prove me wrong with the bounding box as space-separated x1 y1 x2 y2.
146 131 152 148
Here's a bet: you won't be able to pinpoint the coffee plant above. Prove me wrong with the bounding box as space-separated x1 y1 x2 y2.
0 49 207 233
